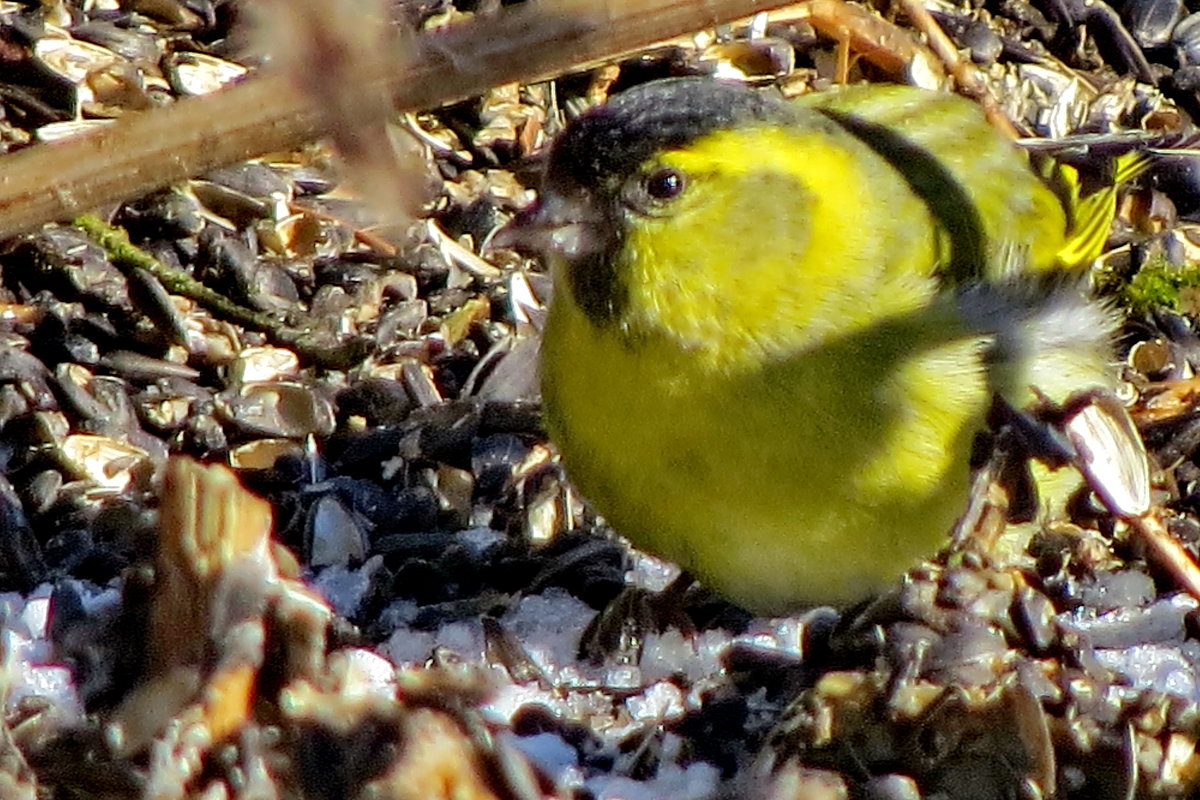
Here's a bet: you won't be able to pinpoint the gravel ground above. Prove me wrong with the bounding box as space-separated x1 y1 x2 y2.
5 0 1200 798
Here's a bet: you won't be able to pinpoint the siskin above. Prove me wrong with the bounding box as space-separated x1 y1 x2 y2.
513 78 1125 613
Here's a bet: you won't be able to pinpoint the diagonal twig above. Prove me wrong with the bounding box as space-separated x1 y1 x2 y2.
0 0 803 240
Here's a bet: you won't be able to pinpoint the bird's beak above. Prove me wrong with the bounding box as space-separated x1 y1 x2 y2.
492 192 608 262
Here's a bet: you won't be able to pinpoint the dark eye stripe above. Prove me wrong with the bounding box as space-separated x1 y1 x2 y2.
815 108 987 285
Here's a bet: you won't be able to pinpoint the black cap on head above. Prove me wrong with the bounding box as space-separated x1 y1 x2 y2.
526 79 795 327
545 78 793 195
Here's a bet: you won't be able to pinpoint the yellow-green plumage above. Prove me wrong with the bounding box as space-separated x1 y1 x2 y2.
524 78 1120 613
794 84 1071 280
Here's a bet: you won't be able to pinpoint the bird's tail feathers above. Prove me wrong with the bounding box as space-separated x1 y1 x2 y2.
955 276 1120 408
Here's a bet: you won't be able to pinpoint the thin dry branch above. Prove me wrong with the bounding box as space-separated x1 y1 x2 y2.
892 0 1020 137
0 0 799 240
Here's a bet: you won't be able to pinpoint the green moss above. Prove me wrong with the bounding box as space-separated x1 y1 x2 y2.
1100 255 1200 316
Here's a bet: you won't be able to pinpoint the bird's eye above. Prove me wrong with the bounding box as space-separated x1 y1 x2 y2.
622 167 687 216
644 168 685 200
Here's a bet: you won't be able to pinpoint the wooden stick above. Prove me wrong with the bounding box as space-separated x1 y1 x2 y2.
893 0 1020 138
0 0 798 240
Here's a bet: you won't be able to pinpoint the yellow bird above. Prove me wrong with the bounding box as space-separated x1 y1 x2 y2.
513 78 1122 613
